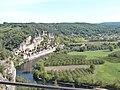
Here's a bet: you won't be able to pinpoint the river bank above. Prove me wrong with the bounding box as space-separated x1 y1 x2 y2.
16 53 50 83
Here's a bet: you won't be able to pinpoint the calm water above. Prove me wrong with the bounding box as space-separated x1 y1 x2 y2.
16 55 46 83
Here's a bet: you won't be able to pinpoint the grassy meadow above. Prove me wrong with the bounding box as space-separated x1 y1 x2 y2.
94 61 120 82
68 49 120 59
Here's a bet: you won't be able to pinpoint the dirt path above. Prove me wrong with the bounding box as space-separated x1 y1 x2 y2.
45 65 100 71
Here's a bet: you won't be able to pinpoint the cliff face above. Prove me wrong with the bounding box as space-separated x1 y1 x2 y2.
0 59 16 90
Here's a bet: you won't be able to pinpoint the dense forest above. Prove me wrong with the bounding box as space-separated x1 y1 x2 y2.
100 22 120 26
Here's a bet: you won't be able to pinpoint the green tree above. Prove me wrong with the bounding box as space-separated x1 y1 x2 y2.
0 64 6 74
79 46 87 52
55 47 61 52
117 42 120 48
0 48 11 60
90 64 95 74
108 45 114 51
33 60 50 81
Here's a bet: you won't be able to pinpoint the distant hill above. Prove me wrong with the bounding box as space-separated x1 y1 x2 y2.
1 22 120 50
100 22 120 26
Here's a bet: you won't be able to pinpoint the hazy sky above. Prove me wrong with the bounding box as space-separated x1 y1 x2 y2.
0 0 120 23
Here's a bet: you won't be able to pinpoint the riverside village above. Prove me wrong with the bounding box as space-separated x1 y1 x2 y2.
14 31 57 60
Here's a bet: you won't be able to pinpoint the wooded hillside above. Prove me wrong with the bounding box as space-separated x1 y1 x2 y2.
1 22 120 50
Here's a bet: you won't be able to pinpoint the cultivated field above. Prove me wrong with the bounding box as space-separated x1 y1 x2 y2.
45 65 90 71
45 49 120 83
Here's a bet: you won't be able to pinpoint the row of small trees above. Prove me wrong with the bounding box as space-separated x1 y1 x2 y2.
66 42 120 52
44 54 104 66
32 60 96 87
47 65 95 82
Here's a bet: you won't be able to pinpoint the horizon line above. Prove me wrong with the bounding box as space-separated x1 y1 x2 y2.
1 21 120 24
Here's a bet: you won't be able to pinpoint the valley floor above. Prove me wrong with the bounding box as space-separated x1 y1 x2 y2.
68 49 120 59
68 49 120 82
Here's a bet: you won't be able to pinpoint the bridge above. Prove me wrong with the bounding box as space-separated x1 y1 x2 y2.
0 81 92 90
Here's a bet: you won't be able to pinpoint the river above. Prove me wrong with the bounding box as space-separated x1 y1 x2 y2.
16 55 46 83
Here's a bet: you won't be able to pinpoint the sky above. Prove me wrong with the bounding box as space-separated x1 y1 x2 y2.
0 0 120 23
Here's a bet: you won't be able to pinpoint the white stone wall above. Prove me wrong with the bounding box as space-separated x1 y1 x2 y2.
29 47 56 60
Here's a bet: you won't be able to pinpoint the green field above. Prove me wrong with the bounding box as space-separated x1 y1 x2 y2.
68 49 120 83
68 49 120 59
94 61 120 82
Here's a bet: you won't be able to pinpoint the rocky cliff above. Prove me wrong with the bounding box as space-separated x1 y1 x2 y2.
0 59 16 90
